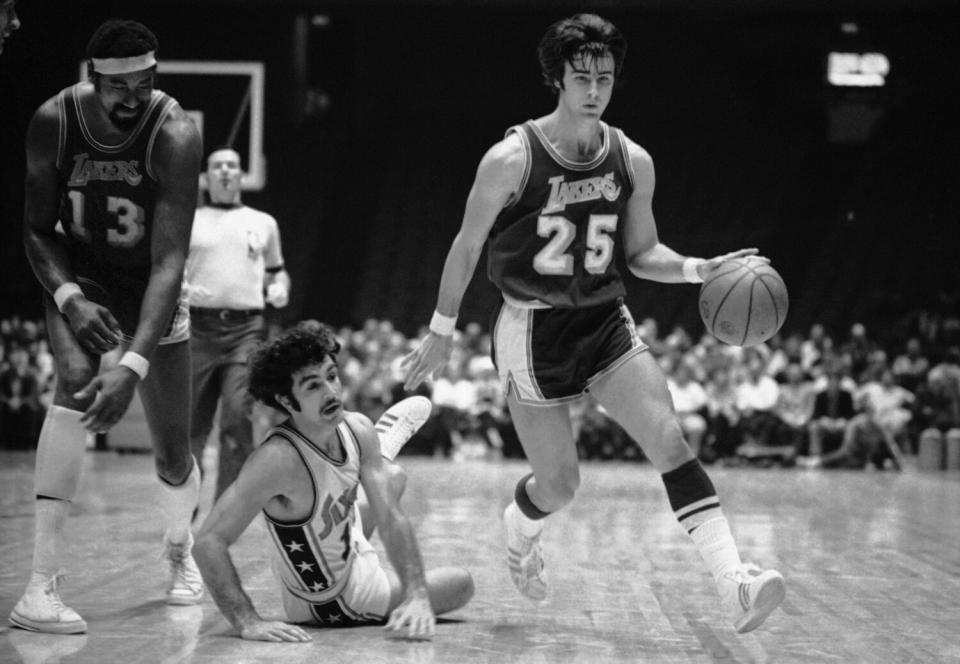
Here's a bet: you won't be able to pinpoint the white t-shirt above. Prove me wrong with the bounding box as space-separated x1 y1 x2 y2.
186 205 284 310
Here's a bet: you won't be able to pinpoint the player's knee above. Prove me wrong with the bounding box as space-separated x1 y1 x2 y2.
453 569 475 608
55 362 96 399
154 453 194 485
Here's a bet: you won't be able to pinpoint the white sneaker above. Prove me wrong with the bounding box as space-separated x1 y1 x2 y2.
504 503 548 602
8 573 87 634
375 396 432 461
164 534 204 605
719 563 786 633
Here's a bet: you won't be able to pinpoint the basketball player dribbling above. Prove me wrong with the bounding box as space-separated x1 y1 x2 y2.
193 323 474 641
11 19 203 634
403 13 786 633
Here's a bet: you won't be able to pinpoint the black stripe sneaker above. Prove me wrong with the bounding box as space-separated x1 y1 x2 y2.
719 563 786 633
374 396 432 461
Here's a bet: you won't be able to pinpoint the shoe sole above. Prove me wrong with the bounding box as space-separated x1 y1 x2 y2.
735 575 786 633
9 610 87 634
376 396 432 459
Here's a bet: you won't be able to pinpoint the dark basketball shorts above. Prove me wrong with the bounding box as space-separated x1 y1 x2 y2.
75 270 190 346
491 295 648 405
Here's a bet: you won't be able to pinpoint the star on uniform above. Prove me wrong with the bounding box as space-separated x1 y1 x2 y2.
327 614 341 623
297 561 314 573
310 581 325 592
285 541 304 553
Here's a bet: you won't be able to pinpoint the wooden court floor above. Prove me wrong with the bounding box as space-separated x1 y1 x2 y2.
2 449 959 664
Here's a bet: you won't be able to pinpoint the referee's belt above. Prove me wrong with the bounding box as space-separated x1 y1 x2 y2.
189 307 263 321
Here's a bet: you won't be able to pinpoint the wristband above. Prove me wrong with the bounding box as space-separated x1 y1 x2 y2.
53 282 83 312
429 310 457 336
682 258 705 284
119 352 150 380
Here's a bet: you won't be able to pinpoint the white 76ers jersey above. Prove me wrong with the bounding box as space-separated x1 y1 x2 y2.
263 420 367 604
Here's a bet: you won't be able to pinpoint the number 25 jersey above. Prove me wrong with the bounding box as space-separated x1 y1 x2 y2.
486 120 635 309
55 83 178 286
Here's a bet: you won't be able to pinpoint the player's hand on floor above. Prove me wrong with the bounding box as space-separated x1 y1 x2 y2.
62 296 122 355
385 593 436 640
701 248 769 278
240 619 312 642
75 366 139 432
401 332 453 391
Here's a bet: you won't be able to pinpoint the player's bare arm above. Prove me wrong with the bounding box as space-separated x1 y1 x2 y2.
193 436 313 643
129 105 201 358
22 98 123 356
402 135 525 390
621 138 762 284
352 413 433 639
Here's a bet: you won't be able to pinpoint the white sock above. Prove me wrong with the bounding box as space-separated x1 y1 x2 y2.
158 459 199 545
32 498 71 580
689 516 742 583
509 501 545 537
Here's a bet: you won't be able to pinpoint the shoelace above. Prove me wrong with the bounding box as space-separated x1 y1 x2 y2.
43 575 70 613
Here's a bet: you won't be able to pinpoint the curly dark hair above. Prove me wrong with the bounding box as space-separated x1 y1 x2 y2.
86 18 159 61
537 13 627 93
248 322 341 413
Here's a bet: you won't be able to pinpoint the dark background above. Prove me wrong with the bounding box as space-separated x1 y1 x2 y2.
1 0 958 345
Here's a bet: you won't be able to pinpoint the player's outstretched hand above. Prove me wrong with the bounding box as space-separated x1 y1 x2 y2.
240 619 312 642
75 366 139 432
62 296 122 355
385 592 435 640
700 248 770 280
401 333 453 391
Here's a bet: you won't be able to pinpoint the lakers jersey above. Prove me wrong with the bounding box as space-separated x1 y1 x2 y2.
487 120 635 309
56 83 178 286
264 420 367 606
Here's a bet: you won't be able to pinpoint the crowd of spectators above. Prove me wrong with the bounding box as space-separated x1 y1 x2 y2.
5 309 960 474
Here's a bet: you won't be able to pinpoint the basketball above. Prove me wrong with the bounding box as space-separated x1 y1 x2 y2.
698 256 788 347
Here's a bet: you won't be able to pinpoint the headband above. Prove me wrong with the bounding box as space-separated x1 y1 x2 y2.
91 51 157 75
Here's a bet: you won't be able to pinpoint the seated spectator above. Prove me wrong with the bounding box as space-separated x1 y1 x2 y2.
891 337 930 394
773 363 814 457
841 322 876 383
807 369 856 456
735 356 781 451
798 402 903 471
666 360 708 457
856 367 915 447
912 369 960 457
703 366 742 462
0 345 43 449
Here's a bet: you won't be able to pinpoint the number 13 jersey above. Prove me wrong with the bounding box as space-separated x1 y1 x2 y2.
55 83 178 286
487 120 635 309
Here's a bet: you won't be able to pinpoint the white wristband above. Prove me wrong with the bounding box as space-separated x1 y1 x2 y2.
119 352 150 380
429 310 457 336
53 282 83 312
682 258 705 284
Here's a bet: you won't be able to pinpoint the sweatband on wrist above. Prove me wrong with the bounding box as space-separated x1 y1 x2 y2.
429 310 457 336
682 258 705 284
53 282 83 312
119 352 150 380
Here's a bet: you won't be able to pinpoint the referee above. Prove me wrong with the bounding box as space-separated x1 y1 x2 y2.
186 147 290 499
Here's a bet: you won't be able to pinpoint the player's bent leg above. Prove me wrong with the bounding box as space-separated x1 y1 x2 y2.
215 362 256 499
138 341 203 605
358 461 407 541
501 393 579 601
10 302 98 635
385 567 475 616
591 352 785 632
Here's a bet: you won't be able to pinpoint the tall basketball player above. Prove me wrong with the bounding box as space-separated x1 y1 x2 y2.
403 13 786 633
11 19 203 634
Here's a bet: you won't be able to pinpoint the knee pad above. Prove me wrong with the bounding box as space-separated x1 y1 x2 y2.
35 405 87 501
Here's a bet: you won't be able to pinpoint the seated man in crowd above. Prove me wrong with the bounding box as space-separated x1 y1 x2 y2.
193 323 474 642
807 369 856 456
